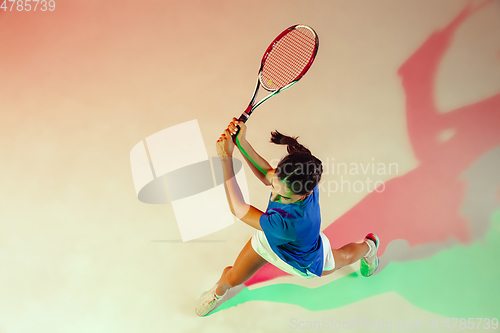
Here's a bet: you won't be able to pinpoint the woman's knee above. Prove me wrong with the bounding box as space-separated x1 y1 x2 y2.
332 248 348 268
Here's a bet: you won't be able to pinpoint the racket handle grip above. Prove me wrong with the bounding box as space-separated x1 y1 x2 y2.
232 108 251 142
231 123 241 143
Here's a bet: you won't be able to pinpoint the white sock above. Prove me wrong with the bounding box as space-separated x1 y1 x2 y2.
363 240 373 258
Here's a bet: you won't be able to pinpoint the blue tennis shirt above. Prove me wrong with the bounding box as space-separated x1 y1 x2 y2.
259 185 324 277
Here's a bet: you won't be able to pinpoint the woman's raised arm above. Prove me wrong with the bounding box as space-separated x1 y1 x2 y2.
216 128 264 231
227 118 273 186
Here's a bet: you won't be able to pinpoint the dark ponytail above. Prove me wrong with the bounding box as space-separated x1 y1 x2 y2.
270 131 311 155
270 130 323 195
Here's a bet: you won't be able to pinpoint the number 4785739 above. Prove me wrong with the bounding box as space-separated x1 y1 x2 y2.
1 0 56 11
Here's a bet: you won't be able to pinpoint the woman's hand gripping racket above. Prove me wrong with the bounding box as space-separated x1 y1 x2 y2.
231 24 319 142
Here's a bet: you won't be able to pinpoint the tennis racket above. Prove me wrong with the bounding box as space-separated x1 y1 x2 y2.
232 24 319 140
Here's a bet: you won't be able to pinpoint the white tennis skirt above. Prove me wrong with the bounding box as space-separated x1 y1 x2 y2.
251 230 335 279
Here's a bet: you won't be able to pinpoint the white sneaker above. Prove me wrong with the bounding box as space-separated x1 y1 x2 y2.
360 233 379 277
195 282 227 316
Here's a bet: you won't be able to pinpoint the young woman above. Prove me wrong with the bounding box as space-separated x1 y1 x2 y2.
195 118 379 316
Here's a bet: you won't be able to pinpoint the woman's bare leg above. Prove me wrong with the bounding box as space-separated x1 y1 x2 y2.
321 241 369 276
215 238 268 296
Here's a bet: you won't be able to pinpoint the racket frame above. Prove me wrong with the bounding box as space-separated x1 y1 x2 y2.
237 24 319 124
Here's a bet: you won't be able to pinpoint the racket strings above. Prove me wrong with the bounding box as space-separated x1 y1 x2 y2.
261 27 316 91
263 38 314 88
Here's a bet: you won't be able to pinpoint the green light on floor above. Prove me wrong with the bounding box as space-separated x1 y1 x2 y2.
212 209 500 317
